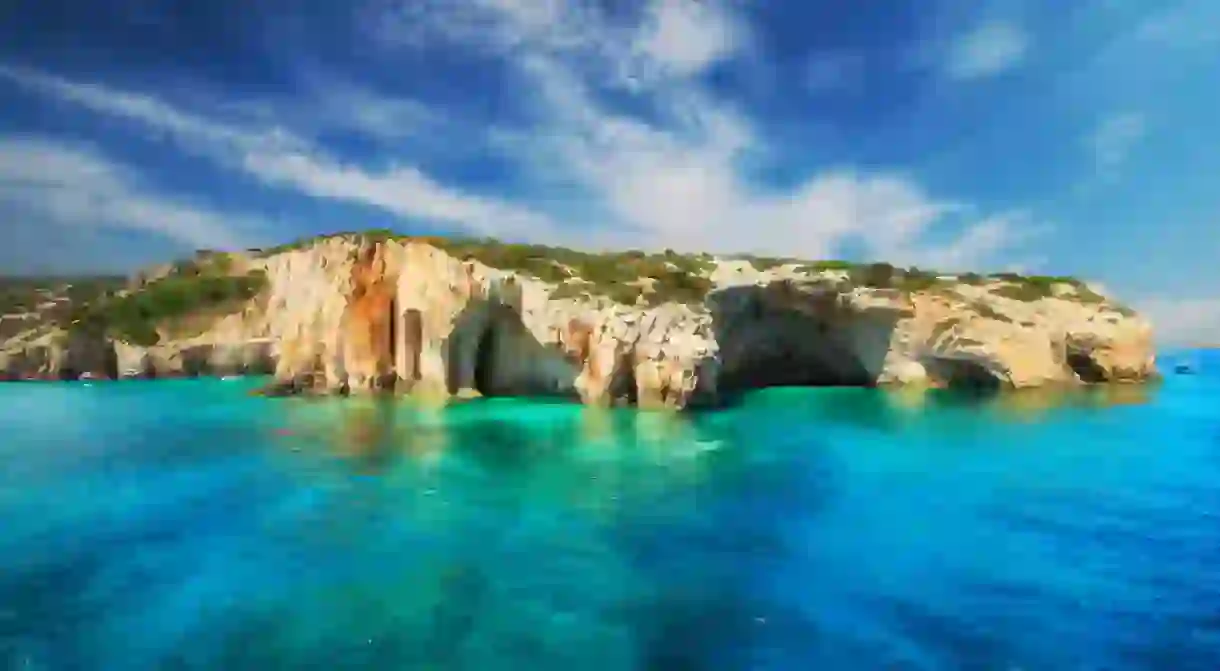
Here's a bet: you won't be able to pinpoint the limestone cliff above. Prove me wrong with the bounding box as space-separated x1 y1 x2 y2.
0 235 1157 408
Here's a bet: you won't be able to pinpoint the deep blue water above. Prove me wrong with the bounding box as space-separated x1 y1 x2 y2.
2 351 1219 670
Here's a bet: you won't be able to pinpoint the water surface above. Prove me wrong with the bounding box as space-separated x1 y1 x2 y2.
2 352 1219 669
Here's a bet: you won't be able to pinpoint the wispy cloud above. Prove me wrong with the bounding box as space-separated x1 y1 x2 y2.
943 21 1029 81
0 136 262 251
1136 1 1220 49
370 0 745 91
1 0 1038 270
0 65 558 241
374 0 1034 266
631 0 745 80
1087 112 1146 180
291 77 438 142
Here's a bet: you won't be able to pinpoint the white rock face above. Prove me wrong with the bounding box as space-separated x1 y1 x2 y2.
0 238 1158 407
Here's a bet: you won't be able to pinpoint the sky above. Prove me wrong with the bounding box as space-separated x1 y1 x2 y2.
0 0 1217 344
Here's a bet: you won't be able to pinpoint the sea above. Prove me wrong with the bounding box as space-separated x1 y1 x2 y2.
1 350 1218 670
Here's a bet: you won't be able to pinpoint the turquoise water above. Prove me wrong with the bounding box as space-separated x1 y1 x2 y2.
2 353 1219 670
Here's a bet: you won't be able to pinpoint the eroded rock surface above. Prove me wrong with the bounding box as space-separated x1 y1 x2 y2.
0 236 1158 407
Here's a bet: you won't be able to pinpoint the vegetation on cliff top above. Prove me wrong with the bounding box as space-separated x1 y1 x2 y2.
65 257 266 346
253 229 1130 310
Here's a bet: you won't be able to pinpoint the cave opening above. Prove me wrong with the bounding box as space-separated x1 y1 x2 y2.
1067 350 1107 383
387 296 397 372
607 349 638 406
716 313 875 393
376 295 399 391
402 308 422 384
924 357 1003 393
721 349 873 391
473 323 497 397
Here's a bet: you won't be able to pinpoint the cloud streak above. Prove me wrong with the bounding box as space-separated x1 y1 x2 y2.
943 21 1028 80
0 136 260 251
1087 112 1146 179
1 0 1039 270
0 65 558 241
377 0 1035 266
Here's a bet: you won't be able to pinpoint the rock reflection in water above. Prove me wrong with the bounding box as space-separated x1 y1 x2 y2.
246 383 1162 668
238 396 832 669
877 383 1155 426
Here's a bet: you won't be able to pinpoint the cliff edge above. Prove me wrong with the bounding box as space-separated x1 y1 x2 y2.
0 233 1157 408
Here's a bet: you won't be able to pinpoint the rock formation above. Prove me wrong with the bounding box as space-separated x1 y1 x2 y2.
0 235 1158 408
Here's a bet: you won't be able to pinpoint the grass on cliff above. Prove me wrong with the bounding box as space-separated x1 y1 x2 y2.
66 260 267 346
254 230 1129 310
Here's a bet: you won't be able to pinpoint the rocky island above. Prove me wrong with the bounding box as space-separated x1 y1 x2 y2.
0 232 1157 409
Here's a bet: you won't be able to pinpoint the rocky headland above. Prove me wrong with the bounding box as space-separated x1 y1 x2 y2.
0 232 1158 409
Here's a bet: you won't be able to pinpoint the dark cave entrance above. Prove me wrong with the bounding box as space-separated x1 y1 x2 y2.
59 350 119 381
717 315 875 392
377 296 399 390
1066 350 1107 383
387 297 397 370
709 292 887 397
401 308 422 384
923 357 1003 393
720 348 874 391
473 323 497 397
607 349 639 405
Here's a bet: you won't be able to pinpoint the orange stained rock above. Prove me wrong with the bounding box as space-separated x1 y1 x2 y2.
345 243 399 382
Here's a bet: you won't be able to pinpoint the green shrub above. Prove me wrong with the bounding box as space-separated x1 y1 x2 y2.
1073 287 1106 304
991 283 1049 302
972 301 1013 322
896 268 942 292
646 270 714 305
69 270 267 346
989 272 1024 282
602 282 644 306
851 262 898 289
808 260 855 272
550 282 591 300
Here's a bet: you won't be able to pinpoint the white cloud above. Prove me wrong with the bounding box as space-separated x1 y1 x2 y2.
0 65 557 241
1135 296 1220 346
244 151 554 237
1087 112 1146 178
1 0 1036 271
0 137 259 251
447 1 1031 265
943 21 1028 80
882 211 1045 272
0 65 265 153
1136 1 1220 49
293 77 438 142
632 0 743 79
371 0 745 91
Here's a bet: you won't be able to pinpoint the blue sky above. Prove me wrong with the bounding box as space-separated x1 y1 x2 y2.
0 0 1217 343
